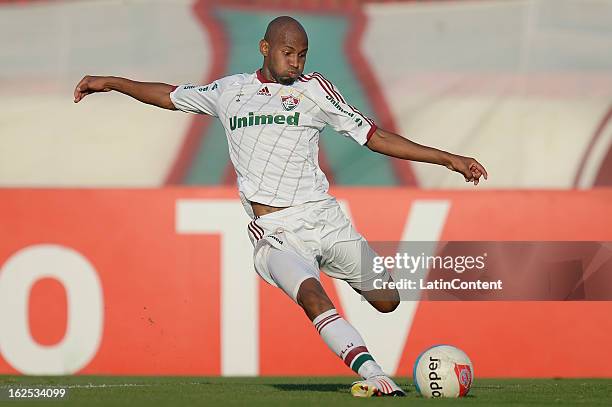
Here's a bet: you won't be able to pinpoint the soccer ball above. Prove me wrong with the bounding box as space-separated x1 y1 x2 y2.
413 345 473 398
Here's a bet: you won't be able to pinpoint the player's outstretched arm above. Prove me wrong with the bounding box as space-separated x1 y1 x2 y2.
73 75 177 110
366 127 488 185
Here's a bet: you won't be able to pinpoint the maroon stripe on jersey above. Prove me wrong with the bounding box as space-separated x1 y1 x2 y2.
354 107 374 126
349 104 375 126
312 72 345 103
314 312 339 332
312 73 345 104
300 74 340 104
302 73 374 130
317 315 341 333
308 73 338 99
343 346 369 366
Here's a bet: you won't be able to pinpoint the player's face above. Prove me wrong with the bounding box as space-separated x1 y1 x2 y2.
264 33 308 85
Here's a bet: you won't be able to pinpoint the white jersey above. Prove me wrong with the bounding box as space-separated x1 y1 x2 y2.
170 70 377 218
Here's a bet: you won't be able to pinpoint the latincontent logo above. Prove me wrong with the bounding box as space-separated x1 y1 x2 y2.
364 241 612 301
369 251 500 294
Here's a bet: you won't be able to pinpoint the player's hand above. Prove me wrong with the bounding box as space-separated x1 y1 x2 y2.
446 155 488 186
73 75 111 103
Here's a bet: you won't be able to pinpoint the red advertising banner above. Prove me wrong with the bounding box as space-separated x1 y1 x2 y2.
0 188 611 377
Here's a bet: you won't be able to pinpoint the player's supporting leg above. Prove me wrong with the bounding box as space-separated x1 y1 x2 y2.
266 248 402 394
296 278 389 379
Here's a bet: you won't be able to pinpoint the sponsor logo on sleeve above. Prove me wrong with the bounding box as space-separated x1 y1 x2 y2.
197 83 218 92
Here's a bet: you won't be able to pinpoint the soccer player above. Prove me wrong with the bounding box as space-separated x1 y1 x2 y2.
74 16 487 397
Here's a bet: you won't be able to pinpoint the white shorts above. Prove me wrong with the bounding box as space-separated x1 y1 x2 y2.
246 198 386 297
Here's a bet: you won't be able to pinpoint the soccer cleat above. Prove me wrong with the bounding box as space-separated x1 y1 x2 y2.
350 375 406 397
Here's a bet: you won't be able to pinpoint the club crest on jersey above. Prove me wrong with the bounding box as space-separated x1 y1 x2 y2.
281 94 300 111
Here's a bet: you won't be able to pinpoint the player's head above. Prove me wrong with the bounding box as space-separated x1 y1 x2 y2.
260 16 308 85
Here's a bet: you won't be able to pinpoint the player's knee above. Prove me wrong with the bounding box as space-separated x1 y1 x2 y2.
362 286 400 313
374 300 399 313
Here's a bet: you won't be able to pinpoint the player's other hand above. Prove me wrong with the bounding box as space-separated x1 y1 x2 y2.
73 75 111 103
446 154 488 186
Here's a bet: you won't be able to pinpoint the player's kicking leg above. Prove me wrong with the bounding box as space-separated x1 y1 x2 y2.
353 281 400 313
320 238 402 314
265 247 405 397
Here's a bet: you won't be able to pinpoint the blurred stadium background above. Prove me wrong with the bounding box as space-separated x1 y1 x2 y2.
1 0 611 380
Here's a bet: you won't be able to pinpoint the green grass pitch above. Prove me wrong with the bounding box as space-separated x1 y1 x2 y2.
1 376 610 406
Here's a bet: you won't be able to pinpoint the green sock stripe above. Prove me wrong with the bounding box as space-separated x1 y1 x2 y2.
351 353 374 373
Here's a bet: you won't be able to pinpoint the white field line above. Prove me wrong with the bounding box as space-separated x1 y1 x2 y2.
0 382 207 389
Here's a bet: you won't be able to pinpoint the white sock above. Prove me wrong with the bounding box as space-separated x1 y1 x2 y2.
312 309 386 379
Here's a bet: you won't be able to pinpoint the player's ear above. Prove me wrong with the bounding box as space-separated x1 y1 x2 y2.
259 39 269 57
